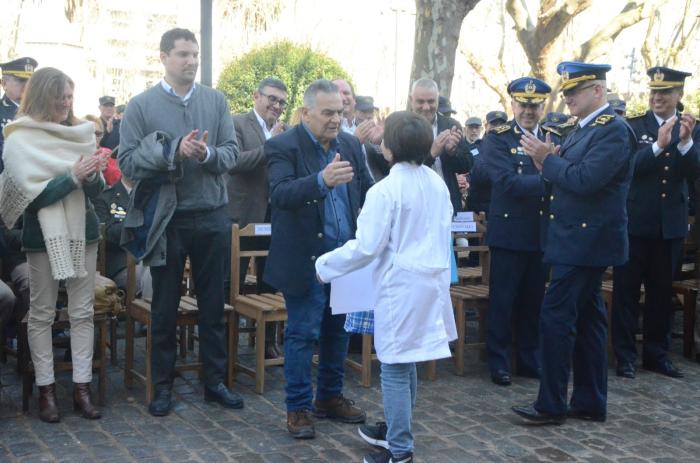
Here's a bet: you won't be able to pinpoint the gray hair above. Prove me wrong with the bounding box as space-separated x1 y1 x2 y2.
257 77 287 93
303 79 339 109
411 78 439 95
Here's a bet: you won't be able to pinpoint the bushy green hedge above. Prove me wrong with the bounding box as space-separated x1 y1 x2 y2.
217 41 352 122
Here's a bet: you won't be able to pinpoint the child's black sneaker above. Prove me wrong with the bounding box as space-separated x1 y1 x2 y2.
358 422 388 449
363 448 413 463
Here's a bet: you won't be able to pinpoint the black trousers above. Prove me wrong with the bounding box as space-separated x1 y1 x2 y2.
150 206 229 389
611 235 683 366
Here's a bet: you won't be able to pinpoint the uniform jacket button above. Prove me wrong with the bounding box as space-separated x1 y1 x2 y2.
664 166 669 171
549 214 555 220
662 179 667 184
310 256 316 261
550 195 554 200
313 199 318 203
665 152 670 157
503 213 509 218
539 210 543 215
661 193 666 198
317 233 323 238
581 223 587 228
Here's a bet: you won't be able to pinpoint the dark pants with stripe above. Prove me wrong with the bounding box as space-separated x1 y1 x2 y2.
612 236 683 366
535 264 608 417
486 247 546 375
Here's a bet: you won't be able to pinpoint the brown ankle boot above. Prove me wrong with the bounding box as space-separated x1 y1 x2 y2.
38 383 60 423
73 382 101 419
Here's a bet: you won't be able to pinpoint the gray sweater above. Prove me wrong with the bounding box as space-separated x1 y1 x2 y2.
118 83 238 211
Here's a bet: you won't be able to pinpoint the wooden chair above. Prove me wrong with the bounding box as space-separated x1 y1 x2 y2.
229 223 287 394
123 255 235 402
95 223 126 367
451 215 491 376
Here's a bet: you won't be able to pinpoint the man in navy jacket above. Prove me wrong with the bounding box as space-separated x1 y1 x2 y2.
482 77 551 387
513 61 636 425
265 80 373 439
612 67 699 379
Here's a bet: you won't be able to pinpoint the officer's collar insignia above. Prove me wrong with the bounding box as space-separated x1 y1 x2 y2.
525 80 536 94
542 125 562 136
513 125 522 134
653 70 664 82
590 114 615 126
493 125 511 134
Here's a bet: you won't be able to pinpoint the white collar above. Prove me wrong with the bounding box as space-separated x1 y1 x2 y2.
578 103 610 128
160 79 195 102
516 122 540 137
653 111 675 126
252 108 272 140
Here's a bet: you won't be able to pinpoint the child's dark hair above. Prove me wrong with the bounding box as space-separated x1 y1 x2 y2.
383 111 433 165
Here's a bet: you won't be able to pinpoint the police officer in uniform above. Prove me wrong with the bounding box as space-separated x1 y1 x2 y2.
513 61 636 424
482 77 551 386
93 177 133 289
612 67 699 379
0 57 37 171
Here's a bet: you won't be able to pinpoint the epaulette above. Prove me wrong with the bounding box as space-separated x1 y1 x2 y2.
590 114 615 126
541 125 562 136
625 112 645 120
490 124 511 135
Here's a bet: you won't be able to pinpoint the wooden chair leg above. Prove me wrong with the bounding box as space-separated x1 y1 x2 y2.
109 316 118 366
425 360 437 381
454 298 466 376
254 317 266 394
361 334 372 387
98 318 107 405
124 312 135 388
682 289 696 359
231 312 240 379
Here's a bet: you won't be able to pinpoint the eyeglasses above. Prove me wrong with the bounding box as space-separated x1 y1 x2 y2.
260 92 287 108
562 84 597 98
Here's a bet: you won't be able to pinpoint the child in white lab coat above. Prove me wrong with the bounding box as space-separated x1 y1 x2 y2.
315 111 457 463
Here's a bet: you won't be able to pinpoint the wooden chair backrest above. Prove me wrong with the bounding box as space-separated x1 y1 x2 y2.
230 223 272 303
453 212 490 282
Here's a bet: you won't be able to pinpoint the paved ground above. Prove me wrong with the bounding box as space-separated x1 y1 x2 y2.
1 332 700 463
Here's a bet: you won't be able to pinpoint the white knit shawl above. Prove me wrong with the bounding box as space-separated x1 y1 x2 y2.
0 116 96 280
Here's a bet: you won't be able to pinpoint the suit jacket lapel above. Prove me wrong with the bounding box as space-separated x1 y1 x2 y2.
296 125 322 176
247 110 266 146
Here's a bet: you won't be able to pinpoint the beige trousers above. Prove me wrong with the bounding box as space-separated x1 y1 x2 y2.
27 244 97 386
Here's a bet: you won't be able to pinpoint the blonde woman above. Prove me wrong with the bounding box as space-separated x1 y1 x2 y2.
0 67 108 422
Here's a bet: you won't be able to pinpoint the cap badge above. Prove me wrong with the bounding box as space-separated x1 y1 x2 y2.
653 70 664 82
562 71 570 82
525 80 536 94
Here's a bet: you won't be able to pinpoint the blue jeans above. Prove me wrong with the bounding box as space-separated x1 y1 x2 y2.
283 281 349 411
381 362 417 456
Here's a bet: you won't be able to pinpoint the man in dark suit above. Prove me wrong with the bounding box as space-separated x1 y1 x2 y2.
227 77 288 358
612 67 699 379
482 77 552 386
265 79 372 439
513 61 636 424
409 78 473 214
0 57 37 172
464 116 491 216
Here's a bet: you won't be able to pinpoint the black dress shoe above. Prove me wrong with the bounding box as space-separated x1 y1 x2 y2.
615 362 636 379
643 359 683 378
148 388 173 417
512 404 566 425
567 408 606 422
491 370 512 386
204 383 244 409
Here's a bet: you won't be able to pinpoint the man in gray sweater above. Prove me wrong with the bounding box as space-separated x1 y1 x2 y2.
119 27 240 416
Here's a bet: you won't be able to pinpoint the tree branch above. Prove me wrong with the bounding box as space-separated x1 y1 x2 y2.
461 48 510 115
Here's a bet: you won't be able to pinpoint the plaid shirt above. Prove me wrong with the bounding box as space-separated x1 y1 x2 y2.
344 310 374 334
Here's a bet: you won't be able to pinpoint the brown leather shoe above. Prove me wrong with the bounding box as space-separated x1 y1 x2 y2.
287 409 315 439
38 383 60 423
73 382 101 419
313 395 366 423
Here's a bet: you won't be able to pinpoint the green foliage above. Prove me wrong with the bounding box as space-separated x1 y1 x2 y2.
217 41 352 122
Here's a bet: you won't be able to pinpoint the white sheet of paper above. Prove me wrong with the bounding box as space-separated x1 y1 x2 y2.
254 224 271 235
330 261 377 315
455 211 475 222
451 221 477 232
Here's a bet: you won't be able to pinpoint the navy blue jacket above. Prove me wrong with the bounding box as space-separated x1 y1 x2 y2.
542 107 636 267
264 124 373 296
626 111 700 240
424 114 473 214
466 139 491 214
482 121 547 252
0 95 19 172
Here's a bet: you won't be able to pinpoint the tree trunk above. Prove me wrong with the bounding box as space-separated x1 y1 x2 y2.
410 0 481 99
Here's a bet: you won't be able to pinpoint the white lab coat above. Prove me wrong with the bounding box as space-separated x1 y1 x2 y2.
316 162 457 364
